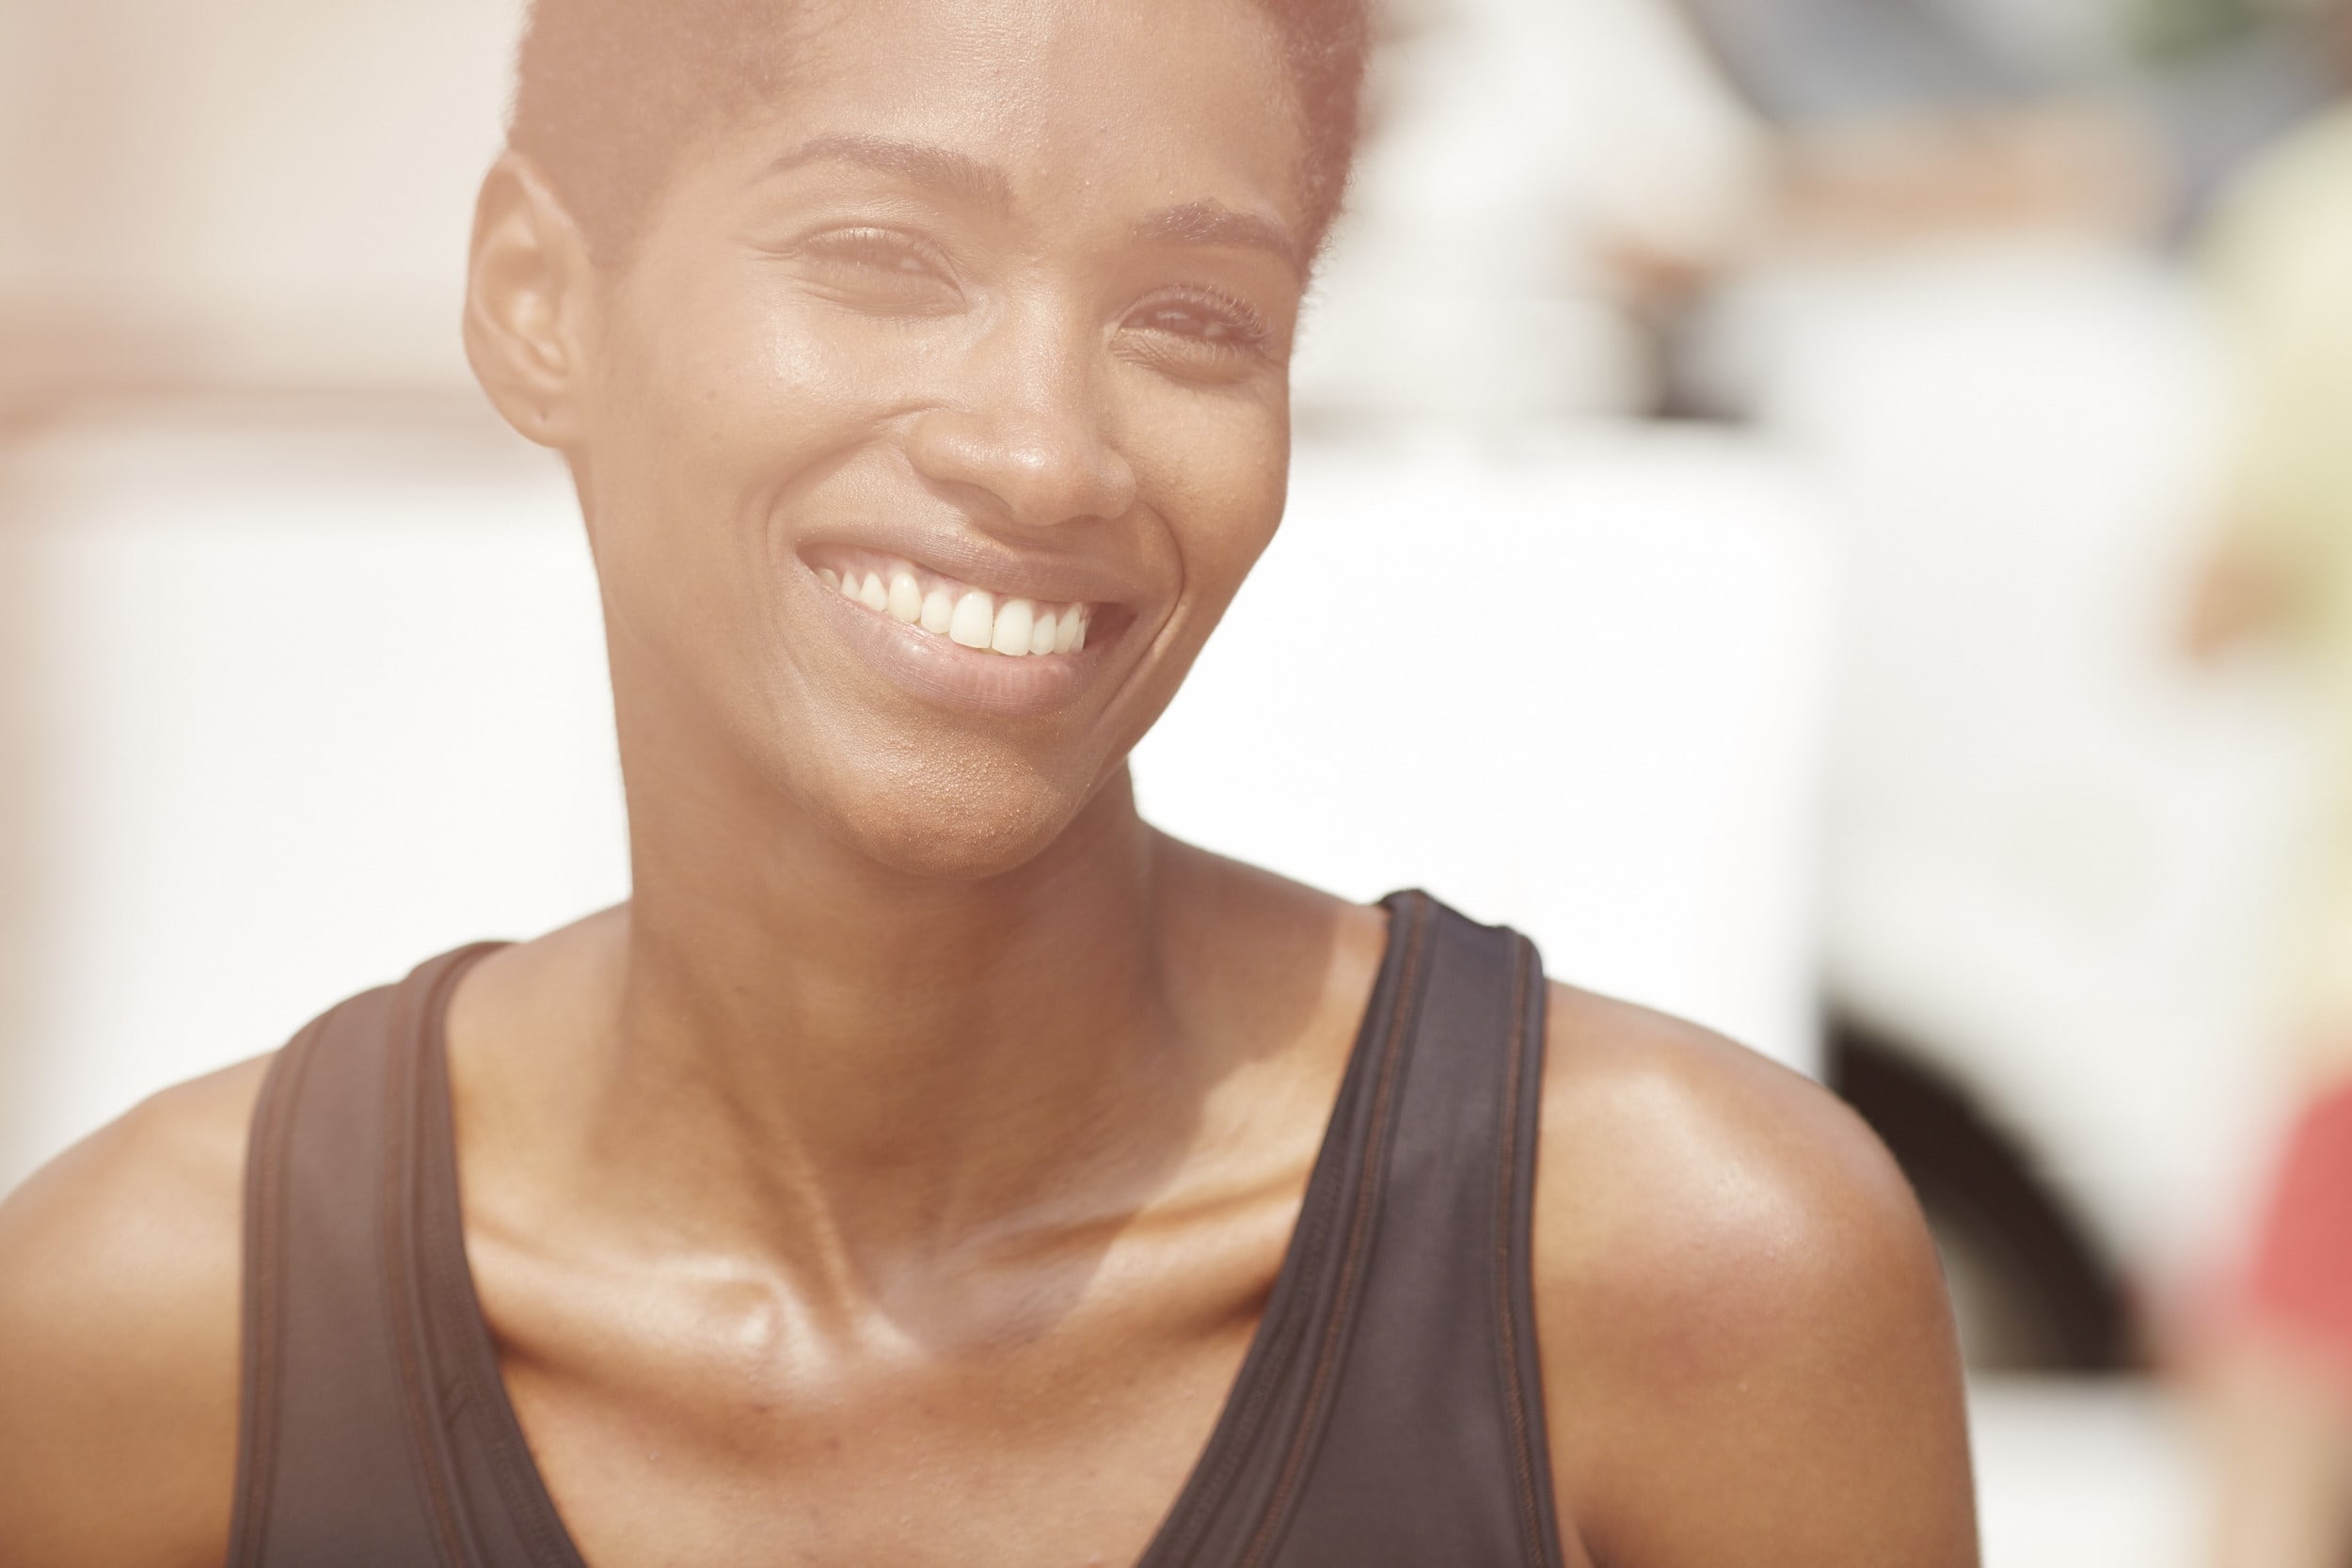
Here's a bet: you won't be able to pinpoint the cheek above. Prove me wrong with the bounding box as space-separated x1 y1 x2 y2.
1130 383 1292 618
605 279 897 489
583 278 935 652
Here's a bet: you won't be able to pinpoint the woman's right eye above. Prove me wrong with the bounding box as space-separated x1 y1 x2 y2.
794 229 959 311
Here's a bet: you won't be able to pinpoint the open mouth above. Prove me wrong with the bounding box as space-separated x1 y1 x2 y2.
804 547 1117 658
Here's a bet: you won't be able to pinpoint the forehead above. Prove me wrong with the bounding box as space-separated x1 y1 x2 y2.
736 0 1308 234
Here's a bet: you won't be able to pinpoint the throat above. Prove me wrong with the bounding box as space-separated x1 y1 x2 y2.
488 839 1202 1291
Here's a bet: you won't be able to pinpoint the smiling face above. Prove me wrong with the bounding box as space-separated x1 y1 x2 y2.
537 0 1312 879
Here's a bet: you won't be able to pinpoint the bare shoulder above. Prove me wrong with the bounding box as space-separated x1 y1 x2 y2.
0 1055 271 1568
1532 985 1978 1566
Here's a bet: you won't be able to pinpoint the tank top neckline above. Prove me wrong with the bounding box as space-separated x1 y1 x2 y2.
400 889 1441 1568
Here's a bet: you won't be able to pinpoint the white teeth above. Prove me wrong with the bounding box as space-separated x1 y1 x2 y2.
825 556 1095 658
920 588 954 635
887 571 922 625
992 598 1036 657
949 590 995 650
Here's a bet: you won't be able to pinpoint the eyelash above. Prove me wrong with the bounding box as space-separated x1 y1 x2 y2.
1128 286 1270 356
799 227 956 288
792 228 1271 360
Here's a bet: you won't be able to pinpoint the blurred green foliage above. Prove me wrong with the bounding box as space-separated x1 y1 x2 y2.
2129 0 2287 61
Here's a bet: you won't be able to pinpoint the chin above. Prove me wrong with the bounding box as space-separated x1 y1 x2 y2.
813 764 1094 882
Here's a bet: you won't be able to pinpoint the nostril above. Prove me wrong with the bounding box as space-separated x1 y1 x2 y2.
904 404 1136 529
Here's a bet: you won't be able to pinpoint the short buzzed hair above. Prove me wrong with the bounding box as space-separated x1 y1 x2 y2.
508 0 1373 264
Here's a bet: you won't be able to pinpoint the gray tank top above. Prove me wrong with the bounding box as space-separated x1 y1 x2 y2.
228 889 1568 1566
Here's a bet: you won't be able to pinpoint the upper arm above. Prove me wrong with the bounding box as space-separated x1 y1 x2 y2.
1532 986 1978 1567
0 1058 268 1568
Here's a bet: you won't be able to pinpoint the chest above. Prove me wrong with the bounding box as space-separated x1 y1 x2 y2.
475 1227 1282 1568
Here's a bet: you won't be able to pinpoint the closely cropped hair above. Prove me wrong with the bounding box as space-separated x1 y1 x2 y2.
508 0 1372 263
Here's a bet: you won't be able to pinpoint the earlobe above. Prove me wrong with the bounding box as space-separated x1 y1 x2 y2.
464 150 596 449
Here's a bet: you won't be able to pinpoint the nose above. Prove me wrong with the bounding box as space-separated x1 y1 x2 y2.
905 306 1138 531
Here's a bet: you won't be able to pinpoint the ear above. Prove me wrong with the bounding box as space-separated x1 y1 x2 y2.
464 151 600 449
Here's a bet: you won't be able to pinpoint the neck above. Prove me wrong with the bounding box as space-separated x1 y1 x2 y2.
544 683 1212 1302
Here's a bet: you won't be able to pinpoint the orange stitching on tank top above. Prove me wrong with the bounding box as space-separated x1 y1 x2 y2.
1140 904 1411 1564
1492 937 1558 1565
1235 893 1433 1567
419 946 581 1568
228 1031 310 1566
383 971 475 1568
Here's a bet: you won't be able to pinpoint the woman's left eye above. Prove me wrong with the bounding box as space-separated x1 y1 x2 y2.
1122 292 1269 356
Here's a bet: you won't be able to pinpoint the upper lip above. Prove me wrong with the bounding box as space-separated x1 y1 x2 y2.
798 520 1149 608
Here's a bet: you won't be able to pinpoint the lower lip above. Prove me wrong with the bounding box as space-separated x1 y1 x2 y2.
809 572 1111 720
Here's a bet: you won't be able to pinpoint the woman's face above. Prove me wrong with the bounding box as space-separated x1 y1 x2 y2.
567 0 1311 878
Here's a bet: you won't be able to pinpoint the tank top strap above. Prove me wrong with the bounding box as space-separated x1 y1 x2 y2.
229 943 523 1568
1248 889 1568 1568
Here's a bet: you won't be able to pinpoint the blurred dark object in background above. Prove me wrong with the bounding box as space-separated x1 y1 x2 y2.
1834 1017 2135 1374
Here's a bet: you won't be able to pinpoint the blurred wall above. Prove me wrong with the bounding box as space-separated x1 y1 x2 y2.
0 0 525 396
0 0 534 1180
0 415 630 1192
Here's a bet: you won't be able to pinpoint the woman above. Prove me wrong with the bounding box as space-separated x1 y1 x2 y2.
0 1 1977 1562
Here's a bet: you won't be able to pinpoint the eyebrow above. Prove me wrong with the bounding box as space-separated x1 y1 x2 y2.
768 135 1303 277
768 134 1014 214
1131 199 1303 279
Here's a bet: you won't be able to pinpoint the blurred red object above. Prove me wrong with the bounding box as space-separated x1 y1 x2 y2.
2244 1076 2352 1394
